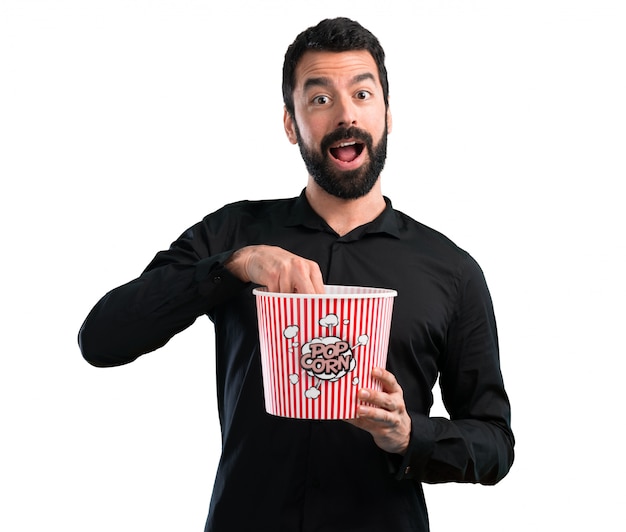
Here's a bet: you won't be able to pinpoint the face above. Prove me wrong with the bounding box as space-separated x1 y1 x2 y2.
284 50 392 199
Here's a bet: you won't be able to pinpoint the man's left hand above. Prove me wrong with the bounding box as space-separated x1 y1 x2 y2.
347 367 411 455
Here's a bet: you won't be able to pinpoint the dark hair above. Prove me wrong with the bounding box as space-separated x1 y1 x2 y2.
282 17 389 117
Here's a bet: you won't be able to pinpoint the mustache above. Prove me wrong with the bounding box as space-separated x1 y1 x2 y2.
320 126 374 153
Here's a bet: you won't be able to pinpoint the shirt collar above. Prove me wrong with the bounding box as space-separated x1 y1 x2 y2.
286 189 401 241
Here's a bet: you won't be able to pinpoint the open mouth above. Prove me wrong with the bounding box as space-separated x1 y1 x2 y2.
329 141 365 163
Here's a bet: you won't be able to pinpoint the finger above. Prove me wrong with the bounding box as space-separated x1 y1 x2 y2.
278 273 313 294
372 367 402 394
283 259 325 294
358 388 399 413
290 274 318 295
278 273 295 294
309 264 325 294
356 403 392 424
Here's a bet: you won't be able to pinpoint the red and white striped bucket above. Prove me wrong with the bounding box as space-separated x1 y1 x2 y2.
254 285 397 420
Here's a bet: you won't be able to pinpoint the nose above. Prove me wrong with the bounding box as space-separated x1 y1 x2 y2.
335 95 357 128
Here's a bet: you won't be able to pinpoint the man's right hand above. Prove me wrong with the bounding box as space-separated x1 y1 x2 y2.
224 245 325 294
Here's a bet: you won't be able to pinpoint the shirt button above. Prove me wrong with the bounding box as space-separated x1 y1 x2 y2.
404 466 412 476
213 275 222 284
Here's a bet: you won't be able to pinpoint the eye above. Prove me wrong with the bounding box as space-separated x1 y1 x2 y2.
313 95 330 105
355 90 371 100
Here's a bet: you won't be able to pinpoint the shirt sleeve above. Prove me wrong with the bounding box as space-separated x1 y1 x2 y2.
78 222 248 368
395 253 514 485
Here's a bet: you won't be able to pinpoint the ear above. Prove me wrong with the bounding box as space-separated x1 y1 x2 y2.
283 107 298 145
386 105 393 134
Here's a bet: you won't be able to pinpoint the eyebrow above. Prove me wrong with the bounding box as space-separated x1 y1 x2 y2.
302 72 376 92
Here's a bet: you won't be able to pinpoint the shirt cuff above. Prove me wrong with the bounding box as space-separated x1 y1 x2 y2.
391 412 435 481
194 250 249 297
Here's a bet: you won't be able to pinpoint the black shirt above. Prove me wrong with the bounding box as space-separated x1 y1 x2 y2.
79 191 514 532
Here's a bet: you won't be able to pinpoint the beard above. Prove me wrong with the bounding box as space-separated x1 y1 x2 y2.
294 121 388 200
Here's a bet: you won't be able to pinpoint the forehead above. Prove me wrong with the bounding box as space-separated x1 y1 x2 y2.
294 50 380 90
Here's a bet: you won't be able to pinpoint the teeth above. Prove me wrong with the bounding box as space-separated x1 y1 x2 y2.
336 141 356 148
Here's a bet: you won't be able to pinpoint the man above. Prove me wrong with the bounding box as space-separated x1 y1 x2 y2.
79 17 514 531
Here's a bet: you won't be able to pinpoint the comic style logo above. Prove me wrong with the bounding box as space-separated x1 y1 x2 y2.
283 313 369 400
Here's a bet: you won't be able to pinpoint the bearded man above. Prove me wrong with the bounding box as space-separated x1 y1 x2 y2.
79 17 514 532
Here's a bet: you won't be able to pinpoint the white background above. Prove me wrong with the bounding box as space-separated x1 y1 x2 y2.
1 1 624 530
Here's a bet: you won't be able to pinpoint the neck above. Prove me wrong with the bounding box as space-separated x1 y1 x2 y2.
305 177 386 237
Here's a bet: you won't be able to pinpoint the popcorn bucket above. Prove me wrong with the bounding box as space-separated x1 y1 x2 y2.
253 285 397 420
